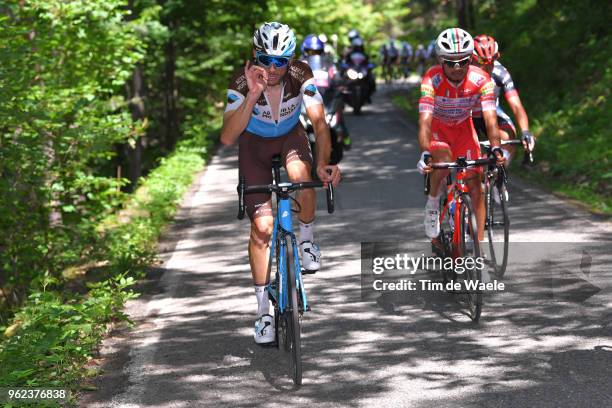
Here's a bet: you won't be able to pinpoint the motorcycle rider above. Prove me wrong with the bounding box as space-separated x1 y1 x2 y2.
344 37 375 103
301 34 351 150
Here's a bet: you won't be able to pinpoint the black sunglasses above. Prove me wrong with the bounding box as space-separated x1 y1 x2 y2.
442 57 471 68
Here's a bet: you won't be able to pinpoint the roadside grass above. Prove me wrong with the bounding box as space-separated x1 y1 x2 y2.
0 126 216 405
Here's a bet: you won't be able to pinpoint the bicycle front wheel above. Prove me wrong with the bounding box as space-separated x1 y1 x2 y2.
459 194 482 323
485 177 509 277
285 236 302 385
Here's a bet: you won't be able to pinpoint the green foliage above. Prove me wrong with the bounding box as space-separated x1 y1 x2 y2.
0 0 210 394
0 129 209 391
474 0 611 212
0 0 152 305
392 87 421 121
0 274 137 388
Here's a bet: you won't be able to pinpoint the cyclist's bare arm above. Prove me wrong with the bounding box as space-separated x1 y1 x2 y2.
307 103 341 186
506 95 530 134
306 103 332 167
418 111 433 152
482 109 501 148
220 61 266 145
220 95 259 145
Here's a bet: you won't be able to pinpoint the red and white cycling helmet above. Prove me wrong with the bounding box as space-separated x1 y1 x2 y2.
473 34 500 65
435 28 474 59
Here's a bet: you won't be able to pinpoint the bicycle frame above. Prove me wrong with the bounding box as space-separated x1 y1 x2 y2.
268 195 308 314
438 169 472 258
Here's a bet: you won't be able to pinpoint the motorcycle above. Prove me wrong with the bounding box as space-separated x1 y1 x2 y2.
341 52 375 115
300 55 345 176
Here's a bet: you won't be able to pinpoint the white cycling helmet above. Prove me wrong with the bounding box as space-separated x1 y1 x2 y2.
435 28 474 58
253 22 296 57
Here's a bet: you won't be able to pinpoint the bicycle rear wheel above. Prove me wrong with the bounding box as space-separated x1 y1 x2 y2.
485 176 509 277
458 194 482 322
285 236 302 385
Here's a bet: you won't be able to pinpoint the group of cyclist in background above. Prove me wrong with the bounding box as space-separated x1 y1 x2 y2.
221 21 534 345
380 38 436 82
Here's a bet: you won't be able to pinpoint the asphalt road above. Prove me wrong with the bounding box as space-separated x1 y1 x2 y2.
81 82 612 408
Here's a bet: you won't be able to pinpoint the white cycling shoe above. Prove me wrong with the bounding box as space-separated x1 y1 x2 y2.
424 202 440 239
300 241 321 273
254 314 275 345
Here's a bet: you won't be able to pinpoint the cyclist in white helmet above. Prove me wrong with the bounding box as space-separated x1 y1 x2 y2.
416 28 504 244
221 22 341 345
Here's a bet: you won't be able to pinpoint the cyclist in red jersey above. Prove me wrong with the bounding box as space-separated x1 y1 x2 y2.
416 28 504 242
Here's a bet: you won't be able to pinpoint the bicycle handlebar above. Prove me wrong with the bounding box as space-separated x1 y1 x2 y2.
424 156 497 195
237 176 335 219
430 157 496 169
480 139 534 163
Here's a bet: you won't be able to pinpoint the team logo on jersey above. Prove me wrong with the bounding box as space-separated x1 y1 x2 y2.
252 107 260 115
481 81 494 95
227 93 239 104
304 83 318 97
431 74 442 88
421 84 434 98
468 71 486 86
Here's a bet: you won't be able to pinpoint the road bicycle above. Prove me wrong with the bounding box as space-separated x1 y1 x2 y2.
237 155 334 385
480 140 534 277
425 155 496 322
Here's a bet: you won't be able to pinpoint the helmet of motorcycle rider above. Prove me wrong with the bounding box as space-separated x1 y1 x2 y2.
348 29 360 41
302 34 324 56
253 22 296 57
472 34 499 65
434 28 474 59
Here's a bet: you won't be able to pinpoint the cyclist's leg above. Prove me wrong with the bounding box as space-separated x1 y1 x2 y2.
239 133 280 342
282 127 321 270
425 124 452 239
466 171 485 242
239 133 277 282
430 122 453 195
429 142 451 197
282 126 315 223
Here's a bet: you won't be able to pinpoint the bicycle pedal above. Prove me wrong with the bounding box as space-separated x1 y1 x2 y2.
302 268 318 275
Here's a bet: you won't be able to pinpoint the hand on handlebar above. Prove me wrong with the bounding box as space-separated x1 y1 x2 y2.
417 151 432 174
491 147 506 165
521 130 536 153
317 164 341 188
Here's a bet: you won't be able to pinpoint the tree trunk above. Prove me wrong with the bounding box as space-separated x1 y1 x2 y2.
163 33 179 151
457 0 475 30
127 64 145 190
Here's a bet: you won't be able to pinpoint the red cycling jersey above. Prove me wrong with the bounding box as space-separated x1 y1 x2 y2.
419 65 496 162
